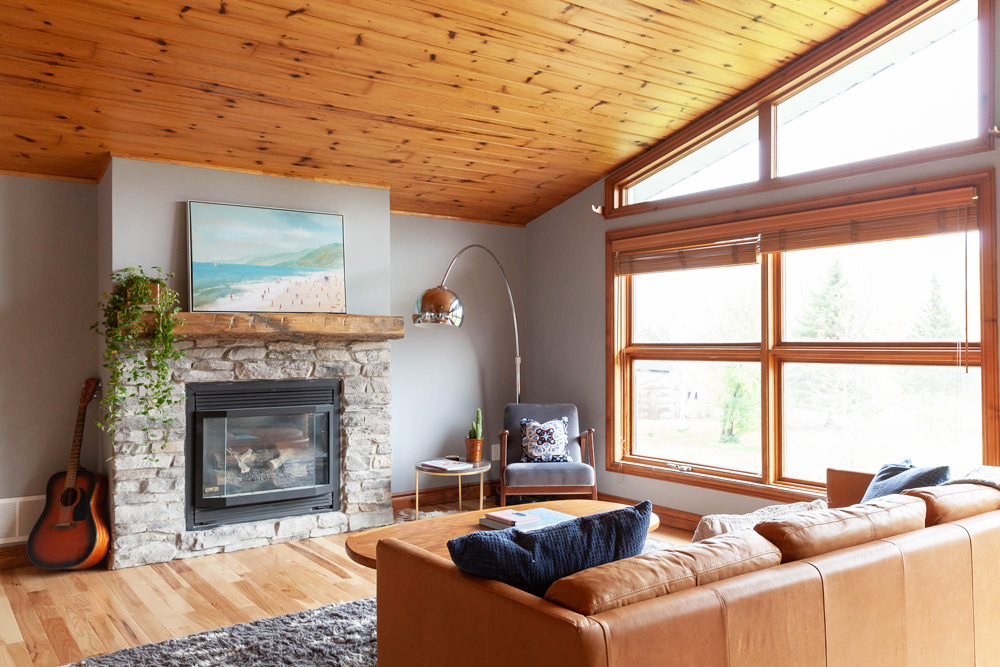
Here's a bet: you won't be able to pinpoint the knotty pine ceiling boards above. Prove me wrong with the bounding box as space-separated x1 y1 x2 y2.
0 0 890 225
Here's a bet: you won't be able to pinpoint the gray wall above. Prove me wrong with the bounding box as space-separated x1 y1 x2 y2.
104 158 391 316
389 214 526 493
0 175 100 499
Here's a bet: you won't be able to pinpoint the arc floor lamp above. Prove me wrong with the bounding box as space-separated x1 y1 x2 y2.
412 244 521 403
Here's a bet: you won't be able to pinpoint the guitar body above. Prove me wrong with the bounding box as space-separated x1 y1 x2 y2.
26 377 108 570
28 469 109 570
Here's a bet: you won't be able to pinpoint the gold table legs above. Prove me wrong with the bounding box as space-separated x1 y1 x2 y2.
413 470 488 520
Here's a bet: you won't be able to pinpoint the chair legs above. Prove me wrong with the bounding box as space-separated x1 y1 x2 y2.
498 487 597 505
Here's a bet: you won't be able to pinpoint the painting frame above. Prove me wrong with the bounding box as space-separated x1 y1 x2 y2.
187 201 348 314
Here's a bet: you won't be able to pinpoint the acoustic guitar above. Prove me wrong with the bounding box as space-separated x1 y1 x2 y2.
27 378 110 570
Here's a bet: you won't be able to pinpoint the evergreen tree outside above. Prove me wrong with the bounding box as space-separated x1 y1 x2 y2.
912 274 960 340
905 274 961 426
793 258 870 430
797 259 862 340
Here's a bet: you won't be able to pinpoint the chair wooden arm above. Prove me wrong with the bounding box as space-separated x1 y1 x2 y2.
499 429 509 470
581 429 596 468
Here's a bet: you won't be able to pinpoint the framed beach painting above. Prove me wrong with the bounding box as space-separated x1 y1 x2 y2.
188 201 347 313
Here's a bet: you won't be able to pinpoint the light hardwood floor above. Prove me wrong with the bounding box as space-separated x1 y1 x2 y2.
0 502 692 667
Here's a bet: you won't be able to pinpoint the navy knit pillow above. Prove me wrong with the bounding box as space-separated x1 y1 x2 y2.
862 460 952 503
446 501 652 597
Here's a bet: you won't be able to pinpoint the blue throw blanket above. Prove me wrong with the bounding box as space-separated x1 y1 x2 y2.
944 466 1000 491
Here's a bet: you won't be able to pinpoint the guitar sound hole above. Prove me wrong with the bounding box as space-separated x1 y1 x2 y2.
60 487 79 507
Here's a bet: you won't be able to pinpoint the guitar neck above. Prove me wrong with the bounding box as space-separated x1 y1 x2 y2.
65 406 87 488
65 379 99 489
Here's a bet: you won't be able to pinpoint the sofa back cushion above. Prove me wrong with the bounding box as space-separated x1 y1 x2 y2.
754 494 926 563
544 530 780 615
902 484 1000 526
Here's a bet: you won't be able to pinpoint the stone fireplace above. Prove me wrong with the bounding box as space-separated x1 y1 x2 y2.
107 330 396 570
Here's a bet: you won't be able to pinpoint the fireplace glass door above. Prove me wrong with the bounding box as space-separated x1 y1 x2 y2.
197 405 333 506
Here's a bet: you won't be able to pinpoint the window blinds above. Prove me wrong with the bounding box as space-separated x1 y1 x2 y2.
614 238 760 275
759 202 977 253
613 187 977 276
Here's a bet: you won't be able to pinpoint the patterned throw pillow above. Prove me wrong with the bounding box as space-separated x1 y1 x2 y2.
520 417 571 462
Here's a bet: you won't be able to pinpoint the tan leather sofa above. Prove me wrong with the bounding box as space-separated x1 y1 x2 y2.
377 473 1000 667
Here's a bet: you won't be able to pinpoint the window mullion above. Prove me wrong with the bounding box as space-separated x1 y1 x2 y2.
759 102 776 183
763 254 780 486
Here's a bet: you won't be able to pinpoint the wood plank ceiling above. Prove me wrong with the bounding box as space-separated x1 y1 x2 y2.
0 0 891 225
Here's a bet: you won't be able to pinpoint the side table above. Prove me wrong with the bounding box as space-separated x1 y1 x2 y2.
414 460 492 519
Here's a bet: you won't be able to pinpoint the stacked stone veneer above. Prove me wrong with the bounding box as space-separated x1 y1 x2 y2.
108 338 393 570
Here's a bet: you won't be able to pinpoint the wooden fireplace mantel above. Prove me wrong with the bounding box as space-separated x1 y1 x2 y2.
140 311 405 341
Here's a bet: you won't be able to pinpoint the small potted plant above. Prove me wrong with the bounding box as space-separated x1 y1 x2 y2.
465 408 483 463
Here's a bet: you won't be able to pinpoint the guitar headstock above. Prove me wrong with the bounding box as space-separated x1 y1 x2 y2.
80 378 101 406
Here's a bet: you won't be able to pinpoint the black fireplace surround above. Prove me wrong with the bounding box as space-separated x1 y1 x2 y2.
185 379 341 530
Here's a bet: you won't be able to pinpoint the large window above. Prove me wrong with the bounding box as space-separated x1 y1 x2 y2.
608 174 998 500
607 0 992 217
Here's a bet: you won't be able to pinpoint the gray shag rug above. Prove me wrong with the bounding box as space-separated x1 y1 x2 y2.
68 597 376 667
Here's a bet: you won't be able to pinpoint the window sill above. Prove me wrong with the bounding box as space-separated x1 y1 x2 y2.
608 458 827 504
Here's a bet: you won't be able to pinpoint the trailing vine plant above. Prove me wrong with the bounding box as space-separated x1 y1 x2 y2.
92 266 185 460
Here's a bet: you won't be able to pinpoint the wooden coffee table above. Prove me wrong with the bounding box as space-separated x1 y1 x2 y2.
344 499 660 569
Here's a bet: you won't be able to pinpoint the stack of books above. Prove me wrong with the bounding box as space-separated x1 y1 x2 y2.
479 507 576 531
479 509 541 530
420 459 474 472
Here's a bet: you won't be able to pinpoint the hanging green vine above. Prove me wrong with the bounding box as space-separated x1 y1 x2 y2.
92 266 185 459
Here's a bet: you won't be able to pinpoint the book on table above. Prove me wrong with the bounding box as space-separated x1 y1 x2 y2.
479 508 577 531
484 509 541 526
420 459 474 472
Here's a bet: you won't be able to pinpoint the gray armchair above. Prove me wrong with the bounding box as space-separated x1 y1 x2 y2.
498 403 597 507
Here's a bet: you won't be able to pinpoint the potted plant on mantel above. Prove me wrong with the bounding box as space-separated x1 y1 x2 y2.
465 408 483 463
92 266 184 461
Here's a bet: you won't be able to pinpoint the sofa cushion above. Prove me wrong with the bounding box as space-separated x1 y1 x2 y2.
503 462 596 487
693 499 828 542
861 460 951 502
754 494 926 563
544 530 780 615
446 501 652 597
903 484 1000 526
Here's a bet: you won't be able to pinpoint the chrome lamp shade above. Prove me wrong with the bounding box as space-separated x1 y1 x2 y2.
413 286 464 328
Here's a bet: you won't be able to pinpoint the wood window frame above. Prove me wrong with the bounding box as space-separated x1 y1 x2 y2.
603 0 995 220
606 170 999 503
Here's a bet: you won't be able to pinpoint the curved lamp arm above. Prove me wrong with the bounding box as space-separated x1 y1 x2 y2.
441 244 521 403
